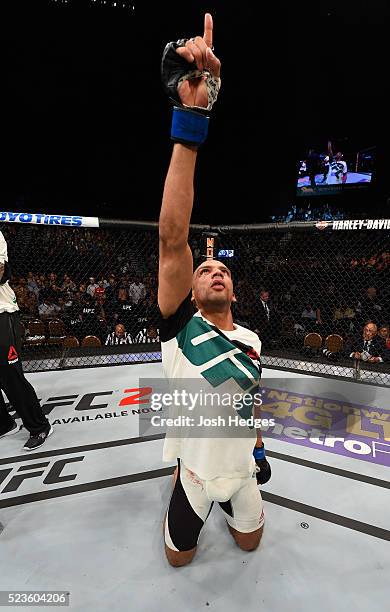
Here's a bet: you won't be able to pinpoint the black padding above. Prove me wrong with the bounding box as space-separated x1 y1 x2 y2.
161 40 197 105
218 499 233 517
167 460 206 551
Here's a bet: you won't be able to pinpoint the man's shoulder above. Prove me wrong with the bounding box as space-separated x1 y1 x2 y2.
233 323 261 346
160 292 195 343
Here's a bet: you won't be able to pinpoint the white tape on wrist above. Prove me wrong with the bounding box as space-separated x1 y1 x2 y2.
178 70 221 111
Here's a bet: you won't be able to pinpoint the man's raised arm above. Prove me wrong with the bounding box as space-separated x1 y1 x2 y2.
158 145 197 318
158 13 221 318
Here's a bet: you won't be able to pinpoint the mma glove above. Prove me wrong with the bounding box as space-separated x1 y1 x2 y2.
253 443 272 485
161 39 221 147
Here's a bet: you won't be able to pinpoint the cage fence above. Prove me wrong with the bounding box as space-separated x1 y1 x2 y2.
1 217 389 386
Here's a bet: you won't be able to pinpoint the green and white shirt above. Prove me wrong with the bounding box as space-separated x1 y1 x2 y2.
160 293 262 480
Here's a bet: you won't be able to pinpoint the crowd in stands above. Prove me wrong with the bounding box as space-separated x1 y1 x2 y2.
12 270 160 346
270 203 348 223
2 223 389 366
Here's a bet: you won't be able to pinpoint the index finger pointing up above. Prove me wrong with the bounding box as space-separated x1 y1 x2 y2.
203 13 213 48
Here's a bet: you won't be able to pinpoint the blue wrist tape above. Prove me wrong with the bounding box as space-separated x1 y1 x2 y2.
171 106 209 146
253 445 265 461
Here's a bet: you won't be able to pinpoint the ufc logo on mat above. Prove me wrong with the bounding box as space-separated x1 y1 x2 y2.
0 457 85 494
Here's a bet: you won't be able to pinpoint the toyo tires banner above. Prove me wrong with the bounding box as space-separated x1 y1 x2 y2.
0 211 99 228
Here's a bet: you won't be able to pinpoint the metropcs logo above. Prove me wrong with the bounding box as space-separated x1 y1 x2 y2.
0 211 99 228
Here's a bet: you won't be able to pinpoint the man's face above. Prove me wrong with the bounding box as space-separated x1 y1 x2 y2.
378 326 389 340
367 287 377 299
260 291 270 303
192 260 234 311
363 324 377 340
115 325 125 338
89 278 95 285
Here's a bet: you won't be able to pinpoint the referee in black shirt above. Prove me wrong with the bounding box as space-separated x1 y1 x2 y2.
0 231 53 450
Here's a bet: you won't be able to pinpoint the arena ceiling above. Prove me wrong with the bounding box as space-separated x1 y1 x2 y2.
1 0 389 222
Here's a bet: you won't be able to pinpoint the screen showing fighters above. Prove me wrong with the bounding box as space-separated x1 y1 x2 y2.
296 138 375 196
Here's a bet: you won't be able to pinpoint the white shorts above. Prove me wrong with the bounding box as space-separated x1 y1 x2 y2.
165 459 265 552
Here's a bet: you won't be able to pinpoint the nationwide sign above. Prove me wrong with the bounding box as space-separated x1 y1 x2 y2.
260 387 390 468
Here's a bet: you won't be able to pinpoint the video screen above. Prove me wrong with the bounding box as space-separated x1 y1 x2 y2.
296 139 375 196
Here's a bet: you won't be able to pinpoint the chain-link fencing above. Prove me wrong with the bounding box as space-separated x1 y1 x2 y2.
1 217 389 386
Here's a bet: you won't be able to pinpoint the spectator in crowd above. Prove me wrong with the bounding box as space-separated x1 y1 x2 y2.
128 275 146 305
133 289 159 335
38 296 61 320
62 289 74 309
79 293 106 341
61 274 76 294
253 288 275 347
63 296 82 338
378 324 390 349
345 322 386 363
19 291 38 318
48 272 61 294
356 287 383 325
87 277 98 297
115 286 135 332
94 280 106 302
105 275 117 299
27 272 40 297
105 323 132 346
132 324 160 344
234 300 254 330
103 276 118 326
13 278 30 305
333 302 356 335
301 303 321 331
